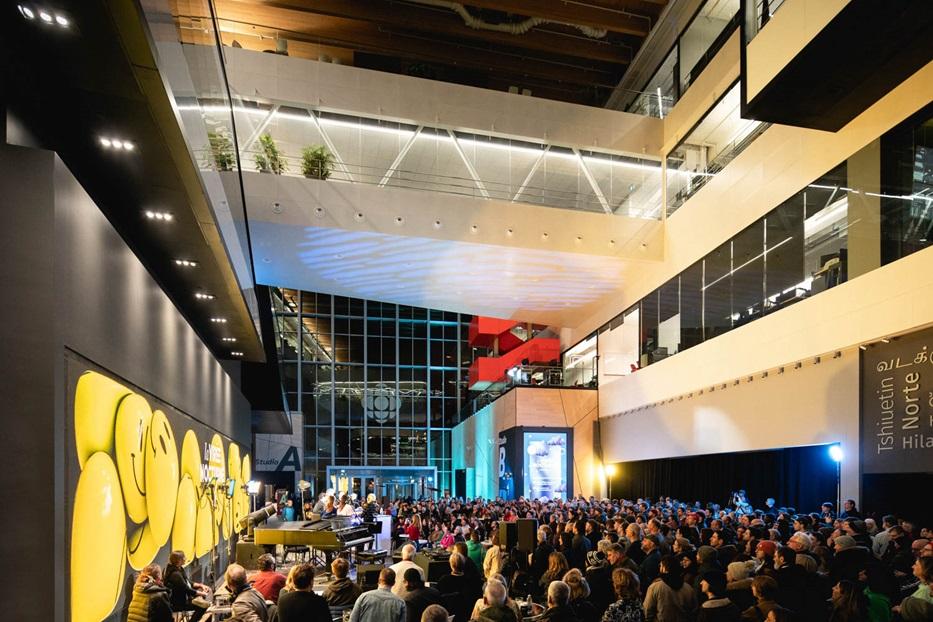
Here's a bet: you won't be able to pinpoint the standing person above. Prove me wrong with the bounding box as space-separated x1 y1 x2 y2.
828 580 868 622
570 520 593 571
407 514 424 543
436 552 475 622
485 530 505 579
277 563 332 622
163 551 209 621
127 563 173 622
468 529 487 569
643 555 697 622
350 568 407 622
251 554 286 604
532 528 556 583
696 571 741 622
282 498 297 521
602 568 645 622
361 493 379 523
639 536 663 588
541 552 571 593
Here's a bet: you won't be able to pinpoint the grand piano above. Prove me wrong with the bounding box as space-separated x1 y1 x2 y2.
254 517 373 567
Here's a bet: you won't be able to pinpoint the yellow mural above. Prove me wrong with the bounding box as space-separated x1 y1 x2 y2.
71 370 251 622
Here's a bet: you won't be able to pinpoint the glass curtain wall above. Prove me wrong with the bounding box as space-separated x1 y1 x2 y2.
599 105 933 373
271 288 472 497
628 0 740 115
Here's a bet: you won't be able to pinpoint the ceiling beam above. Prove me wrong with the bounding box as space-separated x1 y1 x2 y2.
454 0 652 37
211 3 621 86
250 0 632 64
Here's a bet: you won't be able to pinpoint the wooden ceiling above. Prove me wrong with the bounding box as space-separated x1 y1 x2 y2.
174 0 668 106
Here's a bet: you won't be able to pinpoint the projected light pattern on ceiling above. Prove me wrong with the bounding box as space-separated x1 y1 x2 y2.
252 224 627 318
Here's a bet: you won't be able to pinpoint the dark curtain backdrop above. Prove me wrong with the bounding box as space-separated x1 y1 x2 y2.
608 445 838 513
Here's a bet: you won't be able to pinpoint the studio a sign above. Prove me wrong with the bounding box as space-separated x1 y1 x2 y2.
861 327 933 474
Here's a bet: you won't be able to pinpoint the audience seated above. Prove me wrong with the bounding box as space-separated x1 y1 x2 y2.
127 563 173 622
163 550 208 621
221 563 269 622
420 603 452 622
402 567 442 622
643 554 698 621
390 544 424 597
476 578 517 622
276 563 331 622
323 557 362 606
350 568 406 622
250 554 286 604
539 580 581 622
697 570 741 622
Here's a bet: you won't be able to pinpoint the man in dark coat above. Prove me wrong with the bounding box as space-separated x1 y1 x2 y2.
773 547 807 614
531 527 555 584
639 535 662 589
163 551 208 621
402 568 443 622
277 563 332 622
538 580 582 622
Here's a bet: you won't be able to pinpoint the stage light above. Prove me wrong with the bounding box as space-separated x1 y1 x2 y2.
605 464 617 476
828 444 844 463
246 480 261 495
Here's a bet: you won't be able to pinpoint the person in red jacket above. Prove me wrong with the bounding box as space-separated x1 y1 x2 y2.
251 554 286 603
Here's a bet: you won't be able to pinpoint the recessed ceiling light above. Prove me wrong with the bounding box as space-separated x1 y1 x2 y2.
210 317 227 323
194 292 214 300
144 210 173 221
222 337 237 342
506 228 514 236
100 136 135 151
18 5 34 19
541 232 549 240
433 220 442 229
39 10 52 22
54 13 69 27
231 351 244 356
314 207 325 218
354 212 364 221
575 236 583 244
470 225 478 234
395 216 404 226
174 259 198 267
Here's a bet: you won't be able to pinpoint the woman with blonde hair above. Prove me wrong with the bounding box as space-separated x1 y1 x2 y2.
563 568 599 622
539 551 570 591
602 568 644 622
484 529 505 579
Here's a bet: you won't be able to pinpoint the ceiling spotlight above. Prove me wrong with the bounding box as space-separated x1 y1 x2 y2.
314 207 325 218
395 216 404 226
859 344 867 351
881 338 890 344
433 220 442 229
144 210 173 221
210 317 227 323
609 239 616 247
194 292 214 300
39 10 52 22
99 137 112 148
222 337 237 342
174 259 198 267
506 228 514 236
575 235 583 244
470 225 478 234
541 232 549 240
18 5 35 19
100 137 135 151
230 351 244 357
54 13 69 27
354 212 364 222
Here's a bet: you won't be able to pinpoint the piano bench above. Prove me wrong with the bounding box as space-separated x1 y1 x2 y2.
356 549 388 565
282 545 311 563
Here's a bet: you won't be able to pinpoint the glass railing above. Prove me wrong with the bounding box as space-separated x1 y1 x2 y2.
180 99 665 219
745 0 787 42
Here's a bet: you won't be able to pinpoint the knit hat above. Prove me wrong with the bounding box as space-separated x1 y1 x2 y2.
756 540 777 556
727 561 751 582
697 545 717 564
587 550 607 567
700 570 728 595
834 535 857 551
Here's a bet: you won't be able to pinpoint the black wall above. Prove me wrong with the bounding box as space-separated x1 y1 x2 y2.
608 444 838 513
0 144 251 621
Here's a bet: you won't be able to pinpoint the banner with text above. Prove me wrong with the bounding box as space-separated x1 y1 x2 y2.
861 327 933 473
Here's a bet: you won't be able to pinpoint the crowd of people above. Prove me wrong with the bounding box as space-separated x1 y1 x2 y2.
127 492 933 622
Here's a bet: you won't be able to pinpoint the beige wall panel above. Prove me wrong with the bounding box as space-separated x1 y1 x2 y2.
746 0 850 101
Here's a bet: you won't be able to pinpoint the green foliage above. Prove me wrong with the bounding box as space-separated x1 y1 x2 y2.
254 133 287 174
207 129 235 172
300 145 335 180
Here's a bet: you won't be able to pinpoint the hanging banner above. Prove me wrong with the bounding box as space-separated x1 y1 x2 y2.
861 326 933 474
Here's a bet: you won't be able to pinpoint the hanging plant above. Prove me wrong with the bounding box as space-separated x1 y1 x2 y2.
300 145 335 180
255 133 287 174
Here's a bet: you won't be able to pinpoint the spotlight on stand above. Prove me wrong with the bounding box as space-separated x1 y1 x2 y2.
246 480 262 495
828 444 844 463
238 503 277 540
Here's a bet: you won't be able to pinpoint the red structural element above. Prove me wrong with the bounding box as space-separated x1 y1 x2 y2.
467 316 560 390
